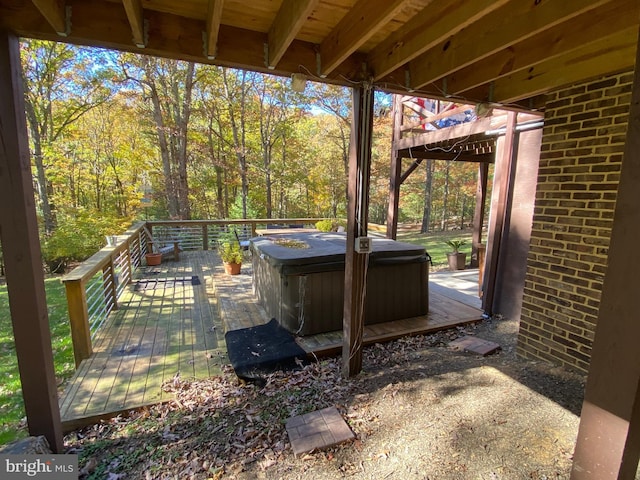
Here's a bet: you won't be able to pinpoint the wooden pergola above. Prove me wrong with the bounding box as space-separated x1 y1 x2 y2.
386 97 545 317
0 1 639 477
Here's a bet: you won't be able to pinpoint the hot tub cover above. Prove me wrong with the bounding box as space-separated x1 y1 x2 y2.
251 232 427 269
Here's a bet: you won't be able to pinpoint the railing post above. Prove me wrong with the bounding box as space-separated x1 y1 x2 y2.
64 279 92 368
202 223 208 250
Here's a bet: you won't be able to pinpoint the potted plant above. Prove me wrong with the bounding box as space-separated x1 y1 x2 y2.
218 238 243 275
445 239 467 271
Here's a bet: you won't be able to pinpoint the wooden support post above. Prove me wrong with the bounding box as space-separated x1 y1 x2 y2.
343 83 374 377
571 27 640 480
0 30 63 452
386 94 404 239
471 162 489 267
482 111 516 314
65 280 92 367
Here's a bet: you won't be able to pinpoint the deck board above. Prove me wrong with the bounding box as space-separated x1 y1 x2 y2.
60 251 226 430
60 250 482 431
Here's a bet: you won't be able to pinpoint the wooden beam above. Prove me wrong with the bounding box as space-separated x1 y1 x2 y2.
368 0 510 81
403 0 614 91
571 25 640 480
394 115 502 151
31 0 68 36
2 1 366 87
204 0 223 59
482 111 516 314
122 0 145 48
343 84 374 377
399 158 423 184
319 0 408 77
267 0 317 68
447 0 640 95
397 151 494 185
473 27 637 104
397 150 495 164
0 29 63 452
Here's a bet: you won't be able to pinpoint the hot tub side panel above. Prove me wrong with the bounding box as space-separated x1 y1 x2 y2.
280 271 344 335
278 258 428 336
252 253 284 324
365 260 429 324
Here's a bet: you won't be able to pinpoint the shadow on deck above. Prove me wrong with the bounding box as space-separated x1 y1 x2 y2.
60 251 483 431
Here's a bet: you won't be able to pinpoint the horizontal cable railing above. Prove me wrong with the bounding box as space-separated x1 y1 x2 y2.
63 218 324 367
62 222 148 367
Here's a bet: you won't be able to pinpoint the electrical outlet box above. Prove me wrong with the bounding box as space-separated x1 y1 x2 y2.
355 236 372 253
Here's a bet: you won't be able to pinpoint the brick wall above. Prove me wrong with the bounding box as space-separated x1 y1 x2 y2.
517 71 633 373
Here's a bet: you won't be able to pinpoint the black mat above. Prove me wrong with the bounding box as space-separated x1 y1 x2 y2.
225 318 308 382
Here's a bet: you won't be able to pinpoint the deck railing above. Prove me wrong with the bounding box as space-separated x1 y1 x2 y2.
62 222 149 367
62 218 324 367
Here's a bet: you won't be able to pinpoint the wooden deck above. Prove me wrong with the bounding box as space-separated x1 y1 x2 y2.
60 250 483 430
60 251 228 431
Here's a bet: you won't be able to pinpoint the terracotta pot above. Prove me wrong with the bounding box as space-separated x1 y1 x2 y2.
145 253 163 266
447 252 466 271
224 261 241 275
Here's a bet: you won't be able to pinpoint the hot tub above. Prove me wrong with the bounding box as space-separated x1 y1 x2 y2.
251 232 429 336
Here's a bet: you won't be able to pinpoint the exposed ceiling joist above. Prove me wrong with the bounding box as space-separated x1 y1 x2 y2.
443 0 639 96
318 0 408 77
2 0 635 108
205 0 224 59
31 0 68 36
482 27 638 104
267 0 318 69
368 0 509 81
122 0 145 48
400 0 614 91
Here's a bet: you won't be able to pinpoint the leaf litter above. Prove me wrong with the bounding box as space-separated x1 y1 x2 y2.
66 318 585 479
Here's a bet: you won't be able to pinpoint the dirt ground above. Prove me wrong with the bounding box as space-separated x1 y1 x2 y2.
68 315 586 479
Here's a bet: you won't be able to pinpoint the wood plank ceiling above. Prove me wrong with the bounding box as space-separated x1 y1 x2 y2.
1 0 638 108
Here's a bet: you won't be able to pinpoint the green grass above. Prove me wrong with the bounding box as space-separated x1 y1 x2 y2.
395 227 475 270
0 277 75 445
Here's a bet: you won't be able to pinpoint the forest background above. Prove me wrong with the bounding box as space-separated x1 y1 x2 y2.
16 39 482 272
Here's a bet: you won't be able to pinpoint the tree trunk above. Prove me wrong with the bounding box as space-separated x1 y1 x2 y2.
24 100 56 235
147 76 178 218
223 69 249 219
175 62 195 220
264 146 273 218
